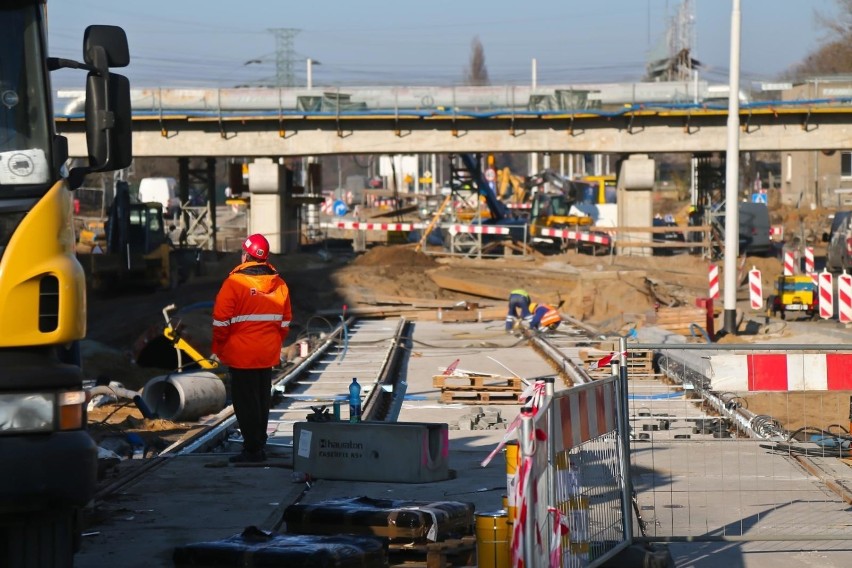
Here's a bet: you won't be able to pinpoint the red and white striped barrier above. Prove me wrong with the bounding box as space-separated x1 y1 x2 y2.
538 228 611 246
783 250 796 276
320 221 424 232
709 353 852 391
770 225 784 241
749 267 763 310
804 246 815 275
506 202 531 209
320 198 333 214
819 270 834 320
839 273 852 324
708 264 720 300
447 224 510 236
554 380 618 450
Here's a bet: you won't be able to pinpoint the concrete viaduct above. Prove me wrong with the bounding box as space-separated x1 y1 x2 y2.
55 100 852 158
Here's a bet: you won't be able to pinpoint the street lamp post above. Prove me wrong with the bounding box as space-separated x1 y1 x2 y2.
723 0 742 335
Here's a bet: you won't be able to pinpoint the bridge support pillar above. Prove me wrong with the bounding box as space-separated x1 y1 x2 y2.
617 154 655 257
247 158 300 255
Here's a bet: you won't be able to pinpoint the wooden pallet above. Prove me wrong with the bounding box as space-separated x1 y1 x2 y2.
579 349 655 378
440 390 520 404
388 535 476 568
433 374 523 390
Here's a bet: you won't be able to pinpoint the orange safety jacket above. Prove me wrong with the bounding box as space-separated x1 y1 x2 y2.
212 261 292 369
531 303 561 329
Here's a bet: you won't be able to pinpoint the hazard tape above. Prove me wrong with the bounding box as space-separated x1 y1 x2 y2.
448 224 511 236
538 228 611 246
320 221 424 232
506 203 531 209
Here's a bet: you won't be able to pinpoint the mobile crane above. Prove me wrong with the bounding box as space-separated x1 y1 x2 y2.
0 2 131 565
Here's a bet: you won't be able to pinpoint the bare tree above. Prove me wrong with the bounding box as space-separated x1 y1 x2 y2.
815 0 852 40
464 37 490 86
787 1 852 79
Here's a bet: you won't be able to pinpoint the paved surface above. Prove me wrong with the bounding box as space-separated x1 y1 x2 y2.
75 319 852 567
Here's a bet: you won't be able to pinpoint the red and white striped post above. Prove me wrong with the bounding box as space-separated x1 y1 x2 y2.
839 272 852 324
783 249 796 276
804 246 815 275
749 267 763 311
819 269 834 320
708 264 720 300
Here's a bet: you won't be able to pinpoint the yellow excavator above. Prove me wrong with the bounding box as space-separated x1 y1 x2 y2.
525 170 593 247
0 2 132 563
497 167 527 205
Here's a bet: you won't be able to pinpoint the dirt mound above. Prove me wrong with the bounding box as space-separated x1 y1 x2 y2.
351 244 437 268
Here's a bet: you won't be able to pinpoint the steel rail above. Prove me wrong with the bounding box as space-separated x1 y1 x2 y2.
94 317 409 501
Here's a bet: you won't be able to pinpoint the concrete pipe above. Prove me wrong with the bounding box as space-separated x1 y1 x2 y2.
141 371 226 422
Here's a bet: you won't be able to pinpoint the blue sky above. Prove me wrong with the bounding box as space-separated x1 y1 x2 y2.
48 0 838 90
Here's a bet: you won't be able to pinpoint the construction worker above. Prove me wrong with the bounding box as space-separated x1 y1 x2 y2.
212 234 292 464
505 288 532 332
529 302 562 331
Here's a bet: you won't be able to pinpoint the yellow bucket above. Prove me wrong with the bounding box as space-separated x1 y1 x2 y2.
475 511 510 568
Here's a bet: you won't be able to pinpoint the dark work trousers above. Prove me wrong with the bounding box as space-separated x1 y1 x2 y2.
229 367 273 454
506 294 531 330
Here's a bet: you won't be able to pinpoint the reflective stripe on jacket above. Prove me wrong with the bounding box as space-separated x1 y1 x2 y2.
212 261 292 369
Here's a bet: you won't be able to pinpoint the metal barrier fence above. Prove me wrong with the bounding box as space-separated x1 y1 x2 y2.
513 372 632 567
628 342 852 544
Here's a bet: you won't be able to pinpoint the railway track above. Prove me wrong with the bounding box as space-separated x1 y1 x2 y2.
94 317 411 499
93 313 780 503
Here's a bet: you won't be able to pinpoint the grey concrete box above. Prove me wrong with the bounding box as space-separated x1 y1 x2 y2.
293 421 450 483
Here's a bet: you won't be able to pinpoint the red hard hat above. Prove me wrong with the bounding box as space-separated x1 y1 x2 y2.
242 234 269 260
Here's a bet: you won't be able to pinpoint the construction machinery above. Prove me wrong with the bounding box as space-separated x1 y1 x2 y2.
525 170 594 248
578 174 617 205
78 182 175 291
0 3 131 564
496 167 528 206
444 154 527 253
768 275 818 320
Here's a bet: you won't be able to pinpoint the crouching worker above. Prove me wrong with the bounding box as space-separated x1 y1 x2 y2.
529 302 561 332
505 288 532 332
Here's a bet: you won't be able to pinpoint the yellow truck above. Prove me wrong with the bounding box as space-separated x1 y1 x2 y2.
768 275 818 320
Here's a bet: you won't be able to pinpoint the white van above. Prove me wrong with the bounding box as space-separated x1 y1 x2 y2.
139 177 180 218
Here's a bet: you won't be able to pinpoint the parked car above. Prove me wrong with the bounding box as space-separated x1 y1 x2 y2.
824 211 852 272
711 202 772 257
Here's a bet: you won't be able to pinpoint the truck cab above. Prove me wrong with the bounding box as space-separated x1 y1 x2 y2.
0 2 131 564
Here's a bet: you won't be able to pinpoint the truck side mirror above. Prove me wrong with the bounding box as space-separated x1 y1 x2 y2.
822 232 830 243
83 25 129 69
84 72 132 171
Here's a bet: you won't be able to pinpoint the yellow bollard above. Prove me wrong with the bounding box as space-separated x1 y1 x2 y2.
475 511 510 568
504 441 519 524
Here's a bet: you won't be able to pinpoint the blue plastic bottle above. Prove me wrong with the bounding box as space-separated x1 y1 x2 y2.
349 377 362 423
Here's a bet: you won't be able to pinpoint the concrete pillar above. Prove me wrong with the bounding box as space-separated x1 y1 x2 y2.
206 157 217 252
178 157 190 206
616 154 655 257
